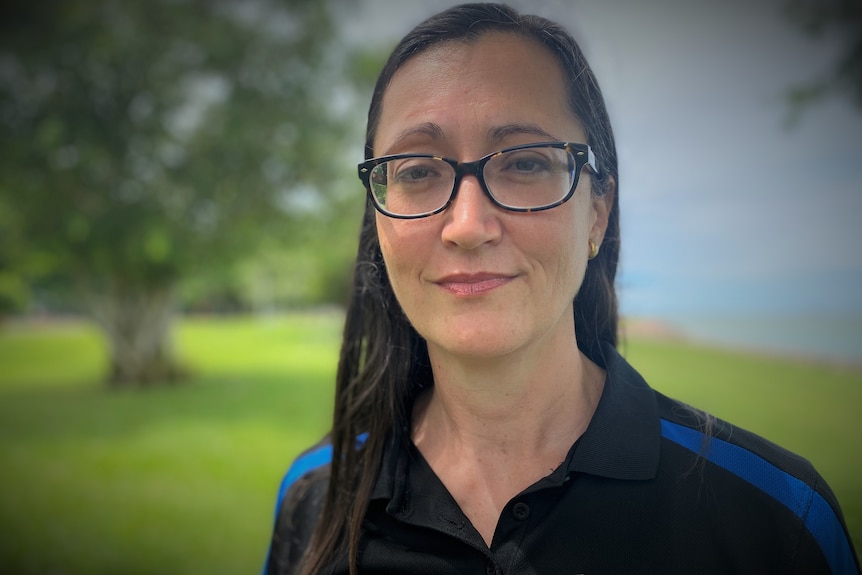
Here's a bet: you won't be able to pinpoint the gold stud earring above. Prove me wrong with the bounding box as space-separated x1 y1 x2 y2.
588 239 599 260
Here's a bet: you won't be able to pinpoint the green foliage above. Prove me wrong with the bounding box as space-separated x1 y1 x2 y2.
0 0 379 382
0 316 860 572
785 0 862 114
0 0 353 291
176 192 364 312
0 193 30 316
344 44 393 116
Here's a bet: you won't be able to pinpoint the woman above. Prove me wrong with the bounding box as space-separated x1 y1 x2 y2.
266 4 859 574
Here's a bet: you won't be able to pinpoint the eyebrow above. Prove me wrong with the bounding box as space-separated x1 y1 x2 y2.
385 122 445 154
382 121 561 155
489 123 561 142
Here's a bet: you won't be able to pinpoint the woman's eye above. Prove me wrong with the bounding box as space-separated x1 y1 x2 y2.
512 158 548 172
391 161 440 183
505 155 551 174
398 167 432 180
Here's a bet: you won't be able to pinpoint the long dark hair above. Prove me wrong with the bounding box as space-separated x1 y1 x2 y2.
301 4 620 573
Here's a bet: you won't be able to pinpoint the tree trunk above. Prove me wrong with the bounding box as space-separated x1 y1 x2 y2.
83 281 186 387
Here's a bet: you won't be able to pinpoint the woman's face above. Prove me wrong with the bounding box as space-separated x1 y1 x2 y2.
374 32 611 362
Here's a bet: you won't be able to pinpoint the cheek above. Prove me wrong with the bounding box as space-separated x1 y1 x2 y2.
376 219 400 282
547 198 593 293
570 192 598 255
376 215 404 262
376 216 423 294
557 238 586 297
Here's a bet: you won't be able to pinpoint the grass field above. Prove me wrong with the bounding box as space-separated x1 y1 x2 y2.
0 313 859 573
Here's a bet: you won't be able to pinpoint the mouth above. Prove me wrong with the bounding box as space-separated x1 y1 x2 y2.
434 272 516 296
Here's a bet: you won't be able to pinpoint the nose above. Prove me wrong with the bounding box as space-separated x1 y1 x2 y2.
440 174 502 250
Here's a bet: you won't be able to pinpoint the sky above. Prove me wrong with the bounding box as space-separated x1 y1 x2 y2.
337 0 862 329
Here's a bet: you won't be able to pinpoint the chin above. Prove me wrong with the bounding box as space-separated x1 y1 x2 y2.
425 323 525 360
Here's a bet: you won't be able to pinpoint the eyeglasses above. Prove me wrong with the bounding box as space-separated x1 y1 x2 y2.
357 142 598 219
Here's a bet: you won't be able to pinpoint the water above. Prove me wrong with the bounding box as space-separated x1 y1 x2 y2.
662 315 862 366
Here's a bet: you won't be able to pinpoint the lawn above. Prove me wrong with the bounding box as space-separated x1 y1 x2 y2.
0 313 859 573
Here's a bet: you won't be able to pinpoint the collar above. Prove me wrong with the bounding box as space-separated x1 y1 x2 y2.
566 341 661 480
371 342 661 505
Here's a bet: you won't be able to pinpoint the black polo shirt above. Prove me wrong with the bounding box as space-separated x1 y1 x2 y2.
266 344 860 574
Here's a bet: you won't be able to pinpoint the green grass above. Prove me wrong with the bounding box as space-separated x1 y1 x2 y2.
0 313 340 575
0 314 859 573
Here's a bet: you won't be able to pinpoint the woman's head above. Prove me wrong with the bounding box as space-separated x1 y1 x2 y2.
357 2 620 363
370 31 611 363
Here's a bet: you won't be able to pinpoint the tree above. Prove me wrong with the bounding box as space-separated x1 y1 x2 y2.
785 0 862 113
0 193 30 319
0 0 354 385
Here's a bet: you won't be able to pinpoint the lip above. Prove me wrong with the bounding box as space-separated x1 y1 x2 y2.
434 272 516 296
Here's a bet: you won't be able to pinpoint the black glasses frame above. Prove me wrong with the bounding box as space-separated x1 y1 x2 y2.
357 141 598 219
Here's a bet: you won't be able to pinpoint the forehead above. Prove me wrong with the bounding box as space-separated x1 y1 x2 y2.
374 32 583 154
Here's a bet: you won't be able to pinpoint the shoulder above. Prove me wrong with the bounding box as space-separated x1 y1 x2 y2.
274 440 335 520
654 391 859 574
265 440 333 575
655 391 817 486
265 433 372 574
655 390 823 502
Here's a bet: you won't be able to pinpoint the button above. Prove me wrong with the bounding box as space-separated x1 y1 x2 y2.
486 563 499 575
512 501 530 521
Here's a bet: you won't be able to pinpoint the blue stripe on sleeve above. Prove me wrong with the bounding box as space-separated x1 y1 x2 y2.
263 433 369 575
261 444 334 575
660 418 856 575
273 444 334 522
273 432 370 520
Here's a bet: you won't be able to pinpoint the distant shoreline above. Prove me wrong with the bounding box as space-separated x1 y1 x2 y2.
622 315 862 371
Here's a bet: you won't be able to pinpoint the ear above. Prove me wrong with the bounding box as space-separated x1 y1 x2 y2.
590 175 616 245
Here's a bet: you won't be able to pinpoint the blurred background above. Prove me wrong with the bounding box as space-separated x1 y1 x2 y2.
1 0 860 573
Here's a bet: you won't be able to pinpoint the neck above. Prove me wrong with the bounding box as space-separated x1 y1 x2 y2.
410 326 606 547
413 330 605 463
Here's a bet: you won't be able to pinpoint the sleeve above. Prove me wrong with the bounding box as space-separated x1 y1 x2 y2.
263 443 334 575
792 473 860 575
265 470 328 575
